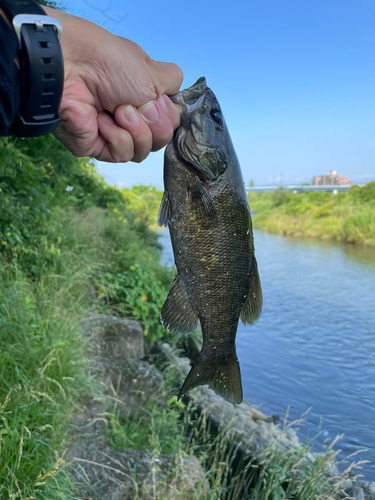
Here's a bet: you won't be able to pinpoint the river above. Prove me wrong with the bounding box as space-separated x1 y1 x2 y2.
158 228 375 479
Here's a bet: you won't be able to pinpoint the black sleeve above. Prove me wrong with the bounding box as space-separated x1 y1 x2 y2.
0 15 20 136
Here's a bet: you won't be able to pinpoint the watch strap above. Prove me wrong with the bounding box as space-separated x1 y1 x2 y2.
0 0 64 137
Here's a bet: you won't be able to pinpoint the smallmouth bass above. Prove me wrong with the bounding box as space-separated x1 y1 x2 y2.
158 78 262 404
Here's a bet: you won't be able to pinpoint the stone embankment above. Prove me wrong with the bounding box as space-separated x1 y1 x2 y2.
67 316 209 499
66 315 375 500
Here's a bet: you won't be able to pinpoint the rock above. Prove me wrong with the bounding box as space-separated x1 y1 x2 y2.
339 477 354 491
161 343 191 380
357 481 375 500
345 486 365 500
66 409 210 500
82 315 144 360
80 316 162 416
105 358 166 418
139 453 210 499
159 343 302 457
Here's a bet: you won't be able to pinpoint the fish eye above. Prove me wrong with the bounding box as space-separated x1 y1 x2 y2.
210 108 222 125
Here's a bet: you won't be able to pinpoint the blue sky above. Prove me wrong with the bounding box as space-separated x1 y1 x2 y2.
64 0 375 189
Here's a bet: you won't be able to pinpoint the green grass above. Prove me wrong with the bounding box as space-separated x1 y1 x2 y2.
107 397 186 455
0 265 93 498
248 182 375 246
0 205 171 497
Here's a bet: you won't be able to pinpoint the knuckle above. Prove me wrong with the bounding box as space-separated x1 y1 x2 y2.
152 134 173 152
113 149 133 163
133 150 150 163
158 126 174 145
114 129 134 162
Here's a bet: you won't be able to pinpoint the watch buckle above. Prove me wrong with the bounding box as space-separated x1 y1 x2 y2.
12 14 62 49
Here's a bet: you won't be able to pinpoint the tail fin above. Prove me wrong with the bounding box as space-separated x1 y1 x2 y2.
178 352 243 404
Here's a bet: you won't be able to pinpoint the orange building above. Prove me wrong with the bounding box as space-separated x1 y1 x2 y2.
312 170 353 186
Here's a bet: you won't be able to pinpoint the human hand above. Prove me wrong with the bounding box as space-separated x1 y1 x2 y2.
44 7 183 163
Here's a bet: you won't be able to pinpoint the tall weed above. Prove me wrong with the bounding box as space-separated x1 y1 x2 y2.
0 269 92 498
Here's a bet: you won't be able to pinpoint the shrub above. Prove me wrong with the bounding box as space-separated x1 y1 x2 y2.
95 262 173 343
272 189 292 207
284 203 313 215
312 202 334 218
348 181 375 204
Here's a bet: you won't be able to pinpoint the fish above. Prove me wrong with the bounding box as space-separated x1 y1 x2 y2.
158 77 262 404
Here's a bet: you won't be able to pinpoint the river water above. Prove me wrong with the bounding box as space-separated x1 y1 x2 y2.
158 228 375 479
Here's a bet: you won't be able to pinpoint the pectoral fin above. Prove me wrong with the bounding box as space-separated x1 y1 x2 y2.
161 277 198 334
158 191 171 227
188 181 216 221
240 255 263 326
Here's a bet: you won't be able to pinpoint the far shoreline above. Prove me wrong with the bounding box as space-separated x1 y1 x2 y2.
248 182 375 248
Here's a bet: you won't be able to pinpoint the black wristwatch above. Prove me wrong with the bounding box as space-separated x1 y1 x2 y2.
0 0 64 137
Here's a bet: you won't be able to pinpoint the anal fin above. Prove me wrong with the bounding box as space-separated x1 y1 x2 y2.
161 277 198 334
178 351 243 404
240 255 263 326
188 181 216 221
158 191 171 227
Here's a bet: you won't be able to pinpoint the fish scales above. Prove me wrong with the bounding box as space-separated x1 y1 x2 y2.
158 77 262 404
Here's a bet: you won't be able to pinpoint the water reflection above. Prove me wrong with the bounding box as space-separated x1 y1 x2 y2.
343 243 375 267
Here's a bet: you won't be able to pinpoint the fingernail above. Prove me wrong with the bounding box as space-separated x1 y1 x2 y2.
122 105 140 125
140 101 159 123
102 113 114 125
157 95 168 113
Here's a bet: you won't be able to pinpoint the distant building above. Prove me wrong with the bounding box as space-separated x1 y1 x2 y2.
312 170 353 186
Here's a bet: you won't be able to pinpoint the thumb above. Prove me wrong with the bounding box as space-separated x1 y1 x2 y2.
151 61 184 96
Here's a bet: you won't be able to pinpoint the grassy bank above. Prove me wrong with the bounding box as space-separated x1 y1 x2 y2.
1 131 362 497
0 133 172 497
248 182 375 247
0 204 174 497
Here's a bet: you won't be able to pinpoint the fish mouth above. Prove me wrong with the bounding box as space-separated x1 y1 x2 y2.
170 77 208 114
